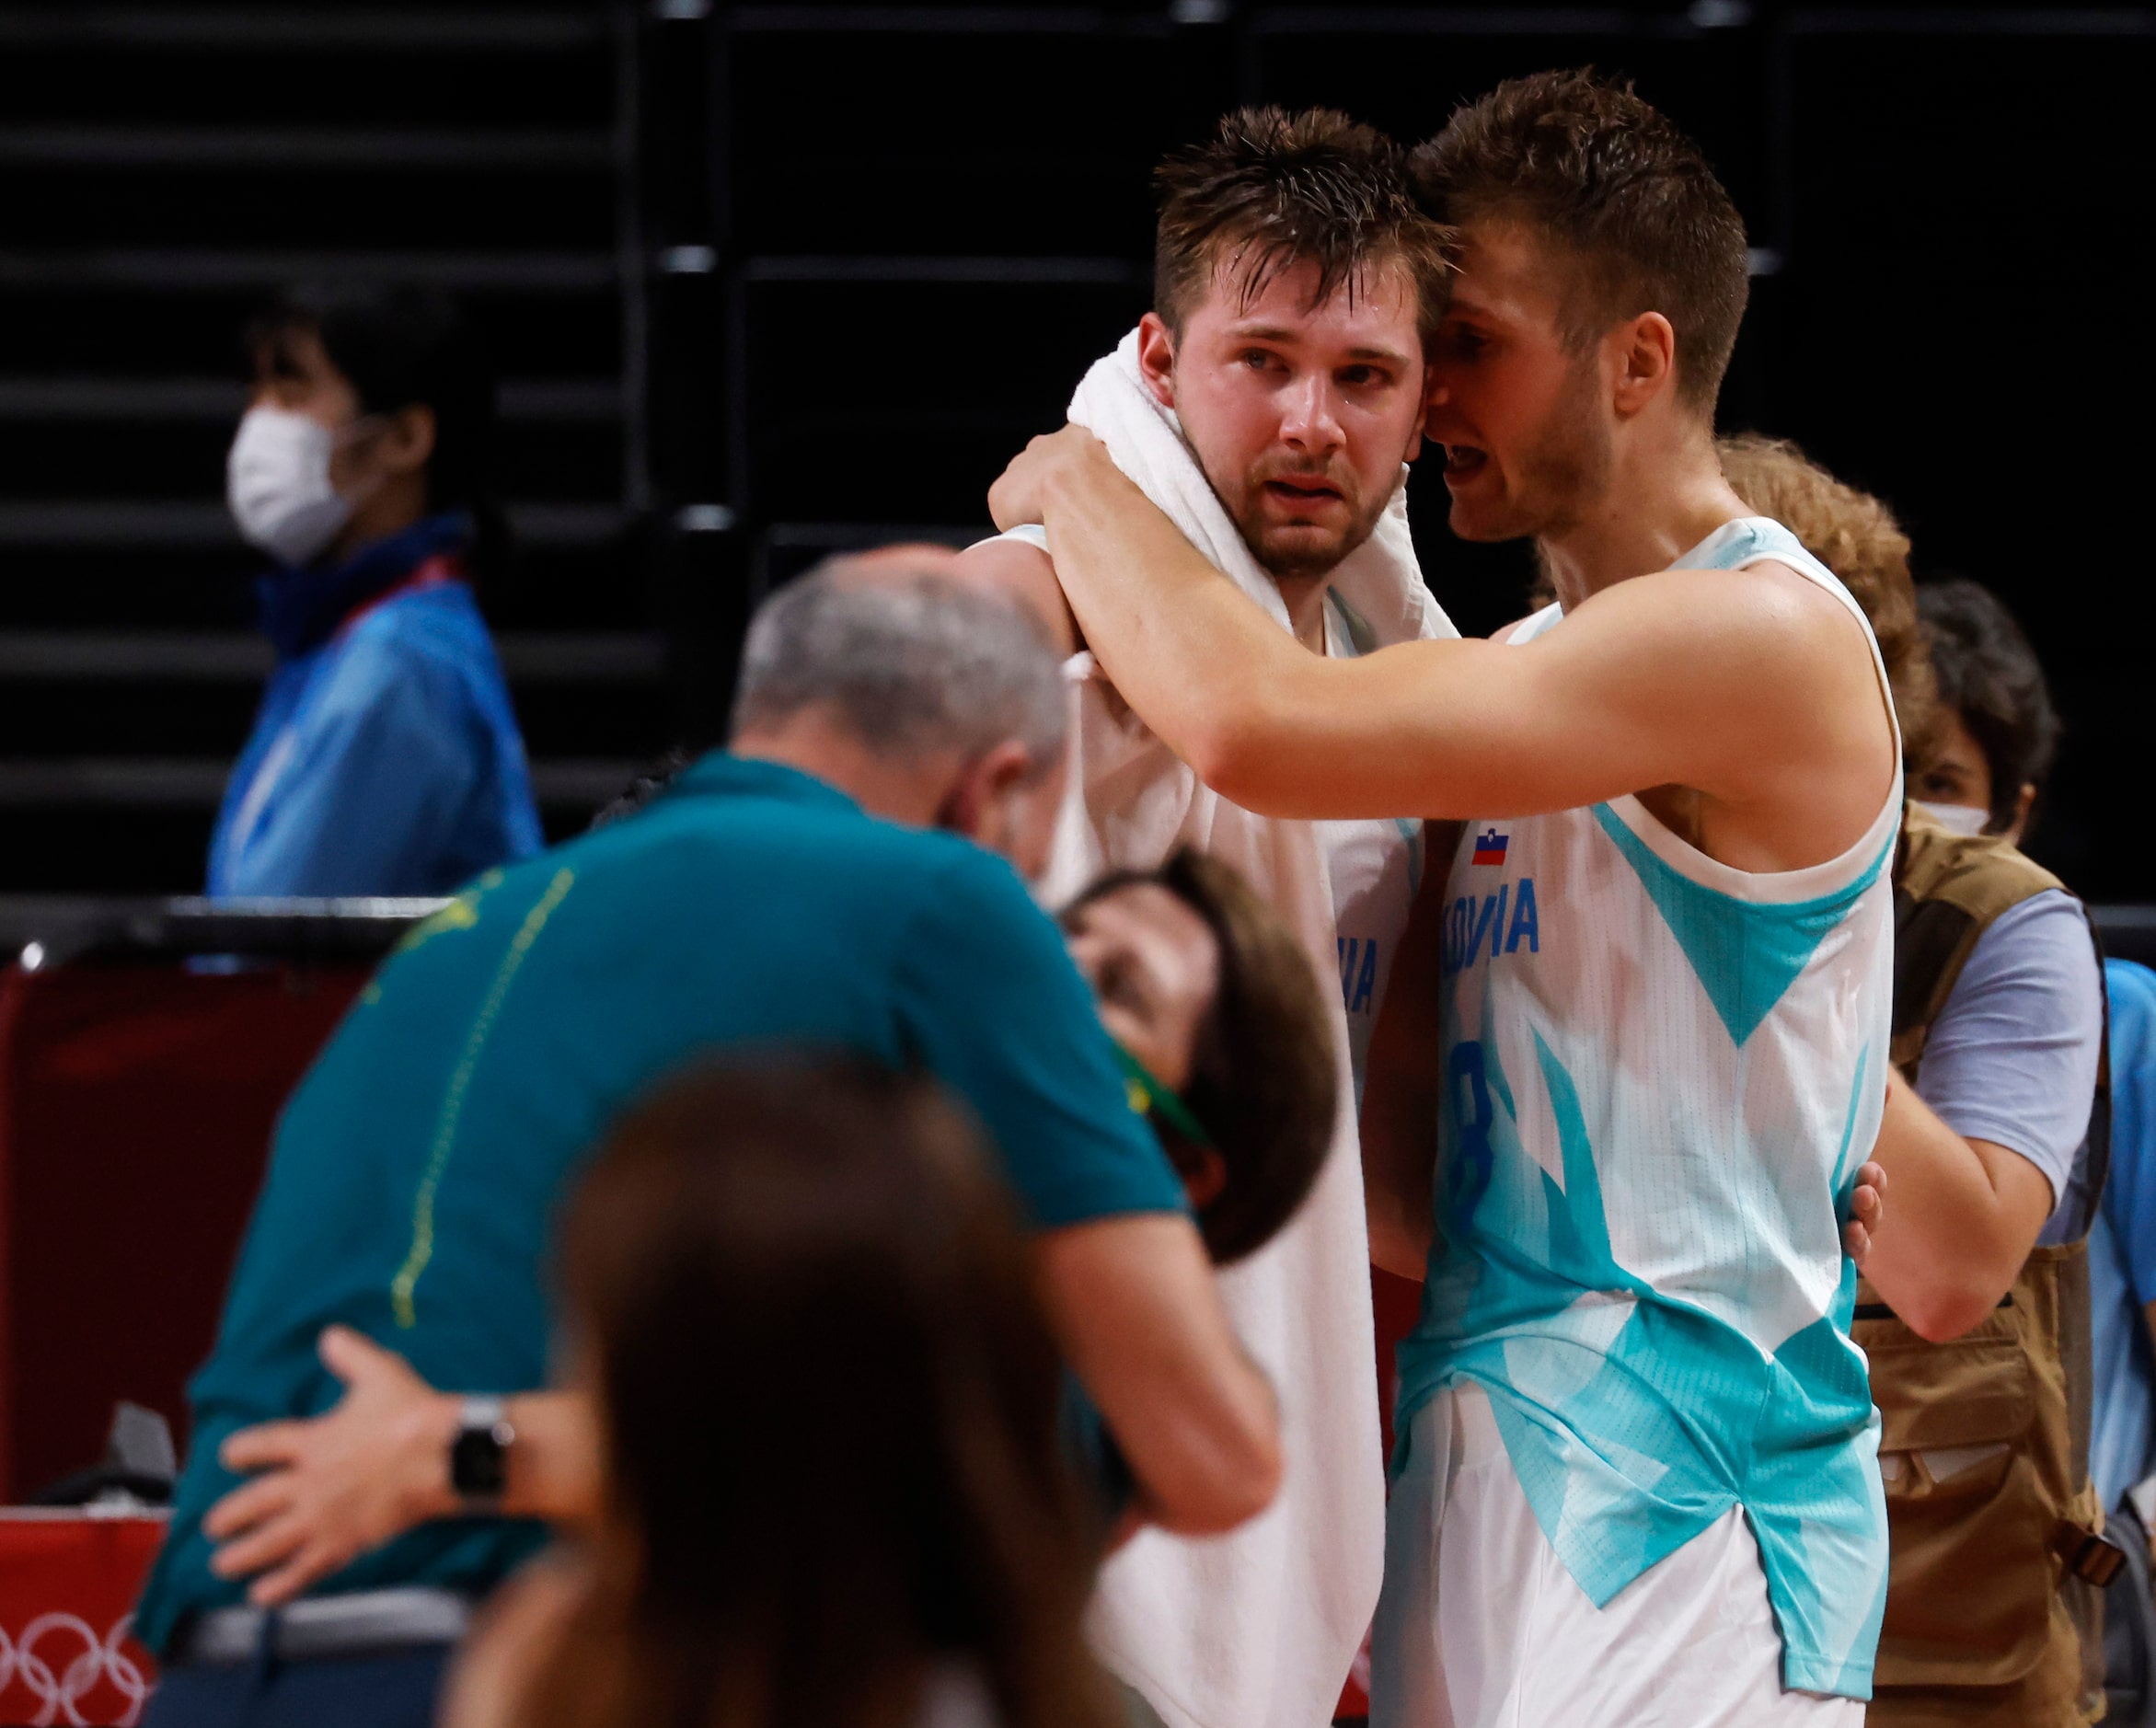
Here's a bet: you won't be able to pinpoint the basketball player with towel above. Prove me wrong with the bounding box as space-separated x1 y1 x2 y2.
991 72 1896 1727
960 111 1455 1728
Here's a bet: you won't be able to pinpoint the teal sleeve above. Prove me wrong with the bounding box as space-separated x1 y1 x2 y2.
894 847 1188 1229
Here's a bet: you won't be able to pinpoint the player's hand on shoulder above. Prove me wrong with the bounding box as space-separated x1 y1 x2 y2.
987 422 1113 535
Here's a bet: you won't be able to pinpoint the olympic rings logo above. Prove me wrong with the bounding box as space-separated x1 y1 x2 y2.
0 1612 151 1726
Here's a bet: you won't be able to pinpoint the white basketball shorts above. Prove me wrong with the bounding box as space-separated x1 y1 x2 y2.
1368 1382 1864 1728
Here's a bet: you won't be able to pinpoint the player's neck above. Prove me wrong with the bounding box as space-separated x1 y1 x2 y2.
1270 569 1332 652
732 714 956 829
1535 427 1751 613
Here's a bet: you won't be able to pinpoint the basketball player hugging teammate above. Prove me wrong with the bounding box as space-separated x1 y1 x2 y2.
993 70 1905 1728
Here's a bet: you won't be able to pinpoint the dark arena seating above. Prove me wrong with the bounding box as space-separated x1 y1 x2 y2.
0 6 669 895
0 6 2148 1722
0 4 2147 893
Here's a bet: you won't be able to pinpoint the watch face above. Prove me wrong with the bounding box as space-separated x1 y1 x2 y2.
451 1422 509 1499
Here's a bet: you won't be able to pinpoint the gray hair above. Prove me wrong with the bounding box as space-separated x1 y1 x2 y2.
731 559 1067 770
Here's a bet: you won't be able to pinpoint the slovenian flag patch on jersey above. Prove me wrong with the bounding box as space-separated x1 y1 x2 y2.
1471 828 1509 867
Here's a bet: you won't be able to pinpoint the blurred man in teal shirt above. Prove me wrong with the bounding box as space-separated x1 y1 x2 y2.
141 559 1280 1728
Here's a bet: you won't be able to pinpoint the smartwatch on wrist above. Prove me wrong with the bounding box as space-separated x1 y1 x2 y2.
449 1396 514 1508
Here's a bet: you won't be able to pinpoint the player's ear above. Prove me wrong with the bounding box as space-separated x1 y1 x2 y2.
1423 360 1451 442
1612 312 1676 418
1137 312 1178 410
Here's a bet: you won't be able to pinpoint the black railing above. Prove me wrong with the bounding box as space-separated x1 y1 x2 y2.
7 896 2156 972
1 896 445 969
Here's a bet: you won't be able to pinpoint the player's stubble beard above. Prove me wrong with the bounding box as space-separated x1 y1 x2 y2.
1459 349 1615 549
1215 454 1397 592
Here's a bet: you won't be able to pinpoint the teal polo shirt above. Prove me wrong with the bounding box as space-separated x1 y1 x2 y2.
138 752 1185 1653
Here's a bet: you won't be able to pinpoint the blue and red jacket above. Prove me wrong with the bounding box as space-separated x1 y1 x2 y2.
208 513 543 898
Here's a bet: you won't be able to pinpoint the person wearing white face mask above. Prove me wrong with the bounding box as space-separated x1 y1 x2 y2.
209 283 541 898
1908 579 2061 846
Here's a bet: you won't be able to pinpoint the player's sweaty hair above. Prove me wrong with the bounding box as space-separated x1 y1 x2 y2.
1412 69 1751 413
1153 106 1455 345
1718 433 1938 769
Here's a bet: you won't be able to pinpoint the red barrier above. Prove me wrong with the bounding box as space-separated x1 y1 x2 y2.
0 1510 164 1725
0 963 366 1501
1336 1265 1424 1722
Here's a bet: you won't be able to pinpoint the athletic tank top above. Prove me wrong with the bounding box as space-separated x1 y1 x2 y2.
1318 589 1423 1103
1390 518 1899 1700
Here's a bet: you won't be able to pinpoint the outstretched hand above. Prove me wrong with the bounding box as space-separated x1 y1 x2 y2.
1843 1160 1888 1268
204 1325 461 1607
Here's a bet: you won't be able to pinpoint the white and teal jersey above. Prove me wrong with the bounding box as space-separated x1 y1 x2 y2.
1391 518 1898 1700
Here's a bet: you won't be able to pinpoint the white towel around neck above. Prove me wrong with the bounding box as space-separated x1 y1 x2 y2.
1014 329 1456 1728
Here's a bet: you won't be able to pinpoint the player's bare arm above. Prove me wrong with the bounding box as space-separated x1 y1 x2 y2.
204 1212 1279 1604
989 425 1894 869
950 534 1080 656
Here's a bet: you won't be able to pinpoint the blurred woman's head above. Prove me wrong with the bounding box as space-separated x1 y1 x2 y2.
232 282 501 574
532 1057 1113 1728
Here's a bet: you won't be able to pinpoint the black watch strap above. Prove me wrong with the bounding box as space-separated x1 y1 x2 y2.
450 1396 514 1505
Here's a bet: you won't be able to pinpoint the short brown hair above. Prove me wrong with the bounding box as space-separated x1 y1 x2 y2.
1412 70 1750 412
1717 432 1939 767
1068 849 1336 1264
1154 106 1454 345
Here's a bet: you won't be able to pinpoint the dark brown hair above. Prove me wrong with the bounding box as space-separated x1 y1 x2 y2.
1412 70 1750 412
528 1058 1114 1728
1154 106 1454 344
1717 432 1940 770
1918 579 2062 830
1068 849 1336 1264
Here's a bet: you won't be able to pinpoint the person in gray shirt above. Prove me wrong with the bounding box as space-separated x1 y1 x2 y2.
1900 579 2100 1291
1909 889 2102 1249
1716 443 2102 1336
1907 578 2096 1242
